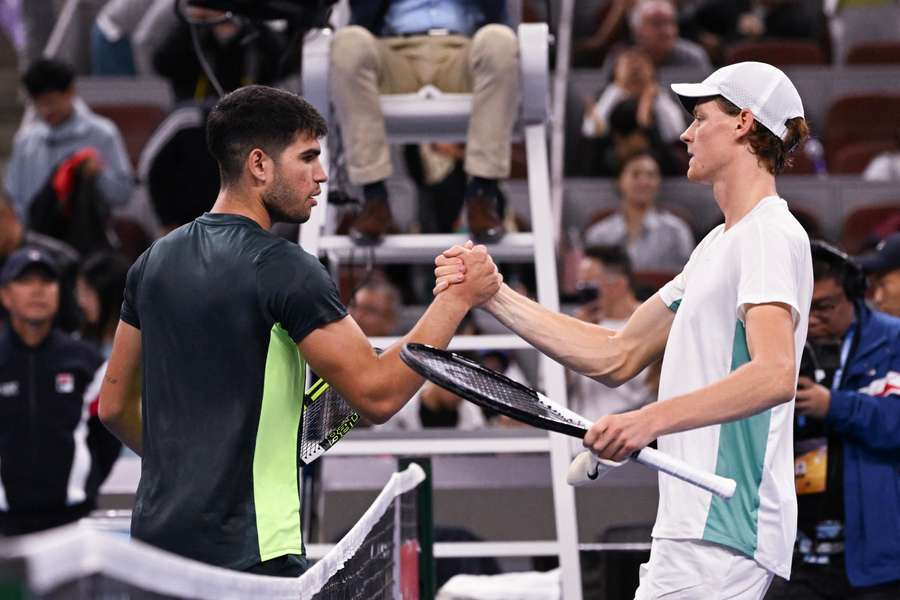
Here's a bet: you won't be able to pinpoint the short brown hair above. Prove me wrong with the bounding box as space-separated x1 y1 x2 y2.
715 97 809 175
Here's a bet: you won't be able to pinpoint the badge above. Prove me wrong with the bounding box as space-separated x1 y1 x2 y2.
55 373 75 394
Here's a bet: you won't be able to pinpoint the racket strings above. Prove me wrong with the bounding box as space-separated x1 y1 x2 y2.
420 354 583 427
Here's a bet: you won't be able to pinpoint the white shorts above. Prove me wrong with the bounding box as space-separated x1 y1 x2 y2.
633 538 774 600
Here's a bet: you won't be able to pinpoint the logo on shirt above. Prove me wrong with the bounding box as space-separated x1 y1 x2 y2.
0 381 19 397
55 373 75 394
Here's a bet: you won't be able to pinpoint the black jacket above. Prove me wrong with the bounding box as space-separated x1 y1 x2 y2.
0 328 121 535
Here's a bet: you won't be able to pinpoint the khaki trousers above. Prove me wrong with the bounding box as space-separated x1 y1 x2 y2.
330 24 519 185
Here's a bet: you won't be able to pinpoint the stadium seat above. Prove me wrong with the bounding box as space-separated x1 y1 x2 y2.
724 40 826 67
92 104 167 169
840 203 900 253
846 41 900 65
830 141 896 175
823 94 900 168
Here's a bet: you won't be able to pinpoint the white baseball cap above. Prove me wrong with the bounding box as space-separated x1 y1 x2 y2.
670 61 804 141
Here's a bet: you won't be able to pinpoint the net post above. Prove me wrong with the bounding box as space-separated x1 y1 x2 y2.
399 456 435 600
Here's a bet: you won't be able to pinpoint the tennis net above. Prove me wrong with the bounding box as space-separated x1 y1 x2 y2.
0 464 425 599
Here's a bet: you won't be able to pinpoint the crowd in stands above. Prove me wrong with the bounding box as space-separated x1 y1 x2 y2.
0 3 899 593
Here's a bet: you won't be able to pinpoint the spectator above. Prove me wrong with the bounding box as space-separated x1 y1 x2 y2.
584 152 694 270
856 232 900 318
91 0 147 75
0 192 80 333
152 7 299 103
861 126 900 182
603 0 712 72
331 1 518 244
378 379 486 430
0 246 121 536
3 59 134 231
583 48 686 144
349 278 402 337
766 241 900 598
568 245 655 417
76 251 131 357
589 97 688 176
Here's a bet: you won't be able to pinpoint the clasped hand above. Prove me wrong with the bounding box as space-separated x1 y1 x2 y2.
433 241 502 307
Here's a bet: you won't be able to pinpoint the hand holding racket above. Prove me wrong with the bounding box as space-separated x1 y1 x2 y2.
400 343 736 499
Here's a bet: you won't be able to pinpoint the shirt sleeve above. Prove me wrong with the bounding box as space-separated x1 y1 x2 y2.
120 246 151 329
735 221 806 326
257 242 348 343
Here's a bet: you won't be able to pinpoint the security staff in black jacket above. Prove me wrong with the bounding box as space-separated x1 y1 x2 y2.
0 246 121 536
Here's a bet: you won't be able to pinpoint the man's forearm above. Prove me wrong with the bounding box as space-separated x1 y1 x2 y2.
485 283 627 383
103 400 142 456
644 358 796 438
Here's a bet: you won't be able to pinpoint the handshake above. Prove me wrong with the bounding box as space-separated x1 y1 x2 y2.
432 241 504 308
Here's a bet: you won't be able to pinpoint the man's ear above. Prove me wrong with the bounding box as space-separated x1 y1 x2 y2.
734 108 756 141
246 148 271 184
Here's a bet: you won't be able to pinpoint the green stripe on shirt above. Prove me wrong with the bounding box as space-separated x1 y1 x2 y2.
702 319 771 558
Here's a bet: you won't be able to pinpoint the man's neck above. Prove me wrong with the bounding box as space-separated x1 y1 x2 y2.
209 188 272 230
712 163 778 230
11 318 52 348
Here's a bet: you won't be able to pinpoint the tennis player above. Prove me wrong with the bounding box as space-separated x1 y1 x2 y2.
436 62 813 597
99 85 500 575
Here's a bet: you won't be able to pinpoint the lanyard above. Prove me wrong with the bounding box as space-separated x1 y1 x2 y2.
831 319 857 391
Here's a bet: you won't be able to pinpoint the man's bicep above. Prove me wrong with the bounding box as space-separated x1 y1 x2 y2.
101 321 142 408
744 303 796 367
615 294 675 374
297 315 379 404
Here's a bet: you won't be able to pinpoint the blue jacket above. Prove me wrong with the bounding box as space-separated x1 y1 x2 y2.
826 303 900 587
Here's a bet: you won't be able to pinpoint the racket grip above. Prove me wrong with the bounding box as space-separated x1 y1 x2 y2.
566 451 626 487
633 447 737 499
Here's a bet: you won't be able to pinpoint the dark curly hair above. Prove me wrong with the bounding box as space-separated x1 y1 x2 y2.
715 97 809 175
206 85 328 185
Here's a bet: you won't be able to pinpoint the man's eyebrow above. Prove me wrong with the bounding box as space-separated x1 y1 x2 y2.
300 148 321 158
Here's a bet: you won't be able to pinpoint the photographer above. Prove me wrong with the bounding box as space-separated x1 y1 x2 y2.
766 241 900 599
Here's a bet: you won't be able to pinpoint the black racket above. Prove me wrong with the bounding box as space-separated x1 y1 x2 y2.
400 343 736 499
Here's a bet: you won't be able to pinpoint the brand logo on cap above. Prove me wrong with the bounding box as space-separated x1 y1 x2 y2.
27 249 41 262
0 381 19 397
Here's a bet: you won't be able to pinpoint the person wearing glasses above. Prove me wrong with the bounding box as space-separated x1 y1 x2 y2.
766 241 900 599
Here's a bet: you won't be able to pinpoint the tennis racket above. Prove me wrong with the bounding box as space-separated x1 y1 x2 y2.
400 343 736 499
299 374 360 466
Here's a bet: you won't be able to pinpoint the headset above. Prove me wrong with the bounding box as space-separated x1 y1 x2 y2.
810 239 868 299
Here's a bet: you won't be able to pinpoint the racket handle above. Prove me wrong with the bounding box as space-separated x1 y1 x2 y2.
633 447 737 499
566 451 626 487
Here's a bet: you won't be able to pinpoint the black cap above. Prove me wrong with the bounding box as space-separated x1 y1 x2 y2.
0 246 60 285
856 233 900 274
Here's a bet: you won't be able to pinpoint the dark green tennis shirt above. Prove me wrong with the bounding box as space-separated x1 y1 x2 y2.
120 213 346 570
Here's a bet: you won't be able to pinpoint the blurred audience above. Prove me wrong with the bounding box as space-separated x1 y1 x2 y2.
680 0 824 65
767 241 900 599
856 232 900 318
584 152 694 270
582 48 686 144
349 278 402 338
331 0 517 244
0 247 121 536
861 126 900 182
602 0 712 72
0 192 80 333
76 251 130 357
152 6 300 103
568 245 657 417
4 59 134 252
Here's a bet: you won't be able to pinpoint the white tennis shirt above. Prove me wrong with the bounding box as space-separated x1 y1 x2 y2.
655 196 813 579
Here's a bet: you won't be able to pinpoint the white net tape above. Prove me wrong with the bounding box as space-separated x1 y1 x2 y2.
0 464 425 600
